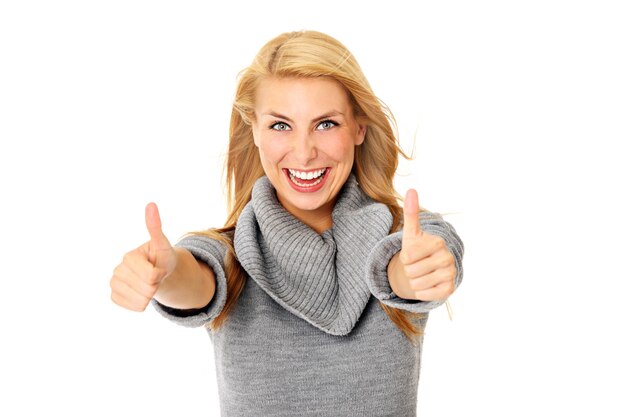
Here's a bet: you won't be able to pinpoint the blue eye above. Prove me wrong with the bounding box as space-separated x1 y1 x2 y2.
271 122 290 131
317 120 337 130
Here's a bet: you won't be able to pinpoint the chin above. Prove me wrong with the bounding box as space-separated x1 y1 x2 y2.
283 193 329 211
267 166 349 213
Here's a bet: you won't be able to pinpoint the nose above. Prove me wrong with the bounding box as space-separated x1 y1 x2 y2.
292 131 317 166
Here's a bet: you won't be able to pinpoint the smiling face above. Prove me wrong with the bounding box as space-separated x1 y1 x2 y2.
251 76 367 232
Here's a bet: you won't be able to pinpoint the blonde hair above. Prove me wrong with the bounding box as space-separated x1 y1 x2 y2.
197 30 425 344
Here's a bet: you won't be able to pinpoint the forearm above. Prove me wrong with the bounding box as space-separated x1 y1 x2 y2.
153 247 216 310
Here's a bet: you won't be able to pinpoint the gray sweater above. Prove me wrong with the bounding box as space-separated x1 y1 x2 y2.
152 175 464 417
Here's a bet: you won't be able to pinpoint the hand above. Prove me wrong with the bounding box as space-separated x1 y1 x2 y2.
110 203 178 312
388 189 456 301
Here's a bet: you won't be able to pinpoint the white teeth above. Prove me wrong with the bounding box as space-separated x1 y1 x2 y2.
287 168 327 187
290 175 324 187
288 168 326 180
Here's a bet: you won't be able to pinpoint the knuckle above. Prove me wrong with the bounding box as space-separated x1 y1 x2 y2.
410 278 425 291
145 281 159 297
147 268 163 285
437 254 450 269
440 268 454 282
122 251 133 265
110 276 121 291
111 293 126 308
405 264 419 280
112 264 123 278
129 299 145 312
128 304 141 312
415 291 429 302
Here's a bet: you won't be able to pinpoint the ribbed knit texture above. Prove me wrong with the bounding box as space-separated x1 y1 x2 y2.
152 175 464 417
234 175 392 336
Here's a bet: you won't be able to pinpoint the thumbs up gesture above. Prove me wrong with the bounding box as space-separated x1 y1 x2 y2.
110 203 178 312
387 190 457 301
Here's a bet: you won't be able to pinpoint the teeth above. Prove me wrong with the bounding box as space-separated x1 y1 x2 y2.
290 175 324 187
288 168 326 180
287 168 327 187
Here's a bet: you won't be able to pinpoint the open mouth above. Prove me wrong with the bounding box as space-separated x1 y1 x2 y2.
285 168 329 188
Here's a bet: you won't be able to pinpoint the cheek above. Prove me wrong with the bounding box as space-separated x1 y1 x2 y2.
257 136 288 164
323 136 355 162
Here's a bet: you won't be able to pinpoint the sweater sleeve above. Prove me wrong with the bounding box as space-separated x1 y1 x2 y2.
365 211 464 313
150 234 229 328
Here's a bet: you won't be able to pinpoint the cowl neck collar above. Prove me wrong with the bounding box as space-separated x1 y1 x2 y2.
234 175 392 335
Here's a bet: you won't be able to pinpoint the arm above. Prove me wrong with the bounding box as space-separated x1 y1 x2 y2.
153 247 216 310
387 189 459 301
387 190 457 301
365 191 463 313
110 203 216 312
151 234 231 327
387 239 457 301
386 229 456 301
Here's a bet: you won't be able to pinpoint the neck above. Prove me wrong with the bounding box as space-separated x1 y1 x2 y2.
296 211 333 234
278 199 335 234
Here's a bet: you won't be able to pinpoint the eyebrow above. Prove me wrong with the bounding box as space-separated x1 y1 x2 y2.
263 111 345 124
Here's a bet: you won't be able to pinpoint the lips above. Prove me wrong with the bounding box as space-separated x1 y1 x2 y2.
283 168 331 192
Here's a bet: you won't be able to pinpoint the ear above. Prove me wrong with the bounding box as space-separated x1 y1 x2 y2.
354 123 367 146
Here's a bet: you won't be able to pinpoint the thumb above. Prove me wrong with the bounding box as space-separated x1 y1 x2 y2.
145 202 172 262
402 189 422 245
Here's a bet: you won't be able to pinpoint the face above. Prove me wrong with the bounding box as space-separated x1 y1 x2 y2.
251 76 366 230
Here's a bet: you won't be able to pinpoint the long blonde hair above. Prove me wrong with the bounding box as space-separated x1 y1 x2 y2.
197 30 425 344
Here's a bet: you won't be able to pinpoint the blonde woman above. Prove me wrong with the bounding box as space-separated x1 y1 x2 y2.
110 30 464 416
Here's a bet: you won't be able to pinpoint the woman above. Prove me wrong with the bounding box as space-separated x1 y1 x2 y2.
110 30 464 416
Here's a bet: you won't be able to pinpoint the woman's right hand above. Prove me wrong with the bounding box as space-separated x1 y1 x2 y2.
110 203 178 312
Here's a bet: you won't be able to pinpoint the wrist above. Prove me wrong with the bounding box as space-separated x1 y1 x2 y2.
387 253 402 296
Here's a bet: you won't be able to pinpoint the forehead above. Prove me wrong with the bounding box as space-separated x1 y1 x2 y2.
254 77 352 115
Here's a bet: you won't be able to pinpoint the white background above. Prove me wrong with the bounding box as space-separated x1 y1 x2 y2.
1 0 625 416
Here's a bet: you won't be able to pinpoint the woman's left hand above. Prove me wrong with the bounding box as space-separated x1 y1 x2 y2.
387 189 457 301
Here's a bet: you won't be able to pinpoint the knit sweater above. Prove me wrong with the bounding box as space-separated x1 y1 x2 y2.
152 175 464 417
